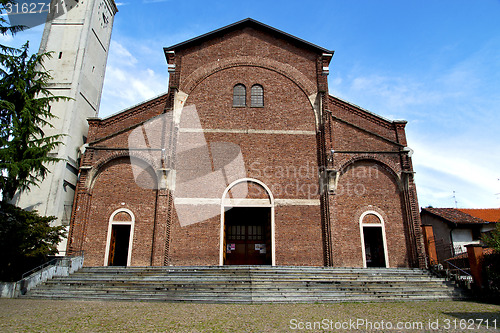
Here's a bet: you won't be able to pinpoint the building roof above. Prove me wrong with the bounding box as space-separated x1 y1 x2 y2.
457 209 500 223
421 207 495 225
164 18 334 54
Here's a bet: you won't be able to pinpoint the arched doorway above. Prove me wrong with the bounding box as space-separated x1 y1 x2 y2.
360 211 389 268
219 178 275 266
104 209 135 266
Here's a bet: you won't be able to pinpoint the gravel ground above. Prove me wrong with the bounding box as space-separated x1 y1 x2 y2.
0 299 499 332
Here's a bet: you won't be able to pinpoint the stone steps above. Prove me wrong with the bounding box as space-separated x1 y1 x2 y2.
21 266 468 303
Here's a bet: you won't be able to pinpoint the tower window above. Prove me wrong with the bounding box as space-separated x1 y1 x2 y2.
251 84 264 107
233 84 246 107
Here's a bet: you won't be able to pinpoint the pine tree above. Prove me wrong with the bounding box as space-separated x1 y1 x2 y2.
0 1 67 277
0 0 25 51
0 201 66 281
0 42 69 202
0 1 69 202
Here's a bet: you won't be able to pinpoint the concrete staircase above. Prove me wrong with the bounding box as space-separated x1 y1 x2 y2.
21 266 468 303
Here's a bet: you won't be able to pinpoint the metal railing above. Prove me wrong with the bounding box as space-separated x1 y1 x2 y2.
443 258 473 287
426 237 474 288
21 251 84 279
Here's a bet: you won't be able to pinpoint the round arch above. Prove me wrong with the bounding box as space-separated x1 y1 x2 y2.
359 210 390 268
219 178 275 266
183 56 316 98
338 156 402 189
86 151 158 191
104 208 135 267
180 56 321 128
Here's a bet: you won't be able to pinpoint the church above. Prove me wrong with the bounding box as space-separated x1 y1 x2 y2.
66 18 425 268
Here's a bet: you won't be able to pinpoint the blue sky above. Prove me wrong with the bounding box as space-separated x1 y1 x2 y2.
4 0 500 209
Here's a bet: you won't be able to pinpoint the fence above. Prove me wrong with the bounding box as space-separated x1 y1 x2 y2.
0 252 84 298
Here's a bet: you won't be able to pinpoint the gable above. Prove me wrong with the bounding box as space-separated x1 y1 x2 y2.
165 19 333 99
165 18 333 56
171 28 322 94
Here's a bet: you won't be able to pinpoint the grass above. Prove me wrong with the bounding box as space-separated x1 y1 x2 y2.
0 299 499 332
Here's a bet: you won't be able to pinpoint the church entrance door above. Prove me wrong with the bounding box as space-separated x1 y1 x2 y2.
224 207 272 265
107 225 131 266
362 226 386 267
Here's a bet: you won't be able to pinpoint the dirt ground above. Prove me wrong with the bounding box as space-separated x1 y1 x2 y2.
0 299 499 332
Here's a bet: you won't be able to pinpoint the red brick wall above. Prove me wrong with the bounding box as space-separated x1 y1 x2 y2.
166 49 323 266
329 160 408 267
178 27 319 89
81 157 157 266
275 205 323 266
168 213 220 266
68 24 425 268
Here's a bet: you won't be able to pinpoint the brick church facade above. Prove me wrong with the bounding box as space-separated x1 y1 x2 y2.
68 19 425 268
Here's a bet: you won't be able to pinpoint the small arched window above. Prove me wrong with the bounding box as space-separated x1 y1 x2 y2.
251 84 264 107
233 84 246 107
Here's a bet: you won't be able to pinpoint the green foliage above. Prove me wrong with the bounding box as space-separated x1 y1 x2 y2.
0 201 66 281
482 224 500 252
483 252 500 295
0 42 69 202
482 224 500 294
0 0 69 282
0 1 71 201
0 1 25 38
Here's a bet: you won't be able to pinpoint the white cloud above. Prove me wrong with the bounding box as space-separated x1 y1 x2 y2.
411 139 500 208
111 41 138 65
99 40 167 117
330 38 500 208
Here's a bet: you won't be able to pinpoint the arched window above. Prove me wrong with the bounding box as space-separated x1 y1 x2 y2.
233 84 246 107
251 84 264 107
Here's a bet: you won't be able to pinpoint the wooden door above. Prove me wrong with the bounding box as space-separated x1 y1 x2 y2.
107 227 117 266
224 207 271 265
108 225 131 266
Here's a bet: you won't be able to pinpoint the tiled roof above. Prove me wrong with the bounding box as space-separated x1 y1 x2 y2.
457 209 500 223
421 208 490 224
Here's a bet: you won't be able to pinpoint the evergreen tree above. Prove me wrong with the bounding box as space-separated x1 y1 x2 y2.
0 41 69 202
0 201 66 281
0 0 70 202
0 0 25 43
0 2 67 279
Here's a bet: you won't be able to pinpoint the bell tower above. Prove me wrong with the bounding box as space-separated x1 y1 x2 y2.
14 0 118 252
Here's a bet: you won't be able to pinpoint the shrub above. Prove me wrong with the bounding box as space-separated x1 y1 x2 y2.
482 224 500 294
0 202 66 281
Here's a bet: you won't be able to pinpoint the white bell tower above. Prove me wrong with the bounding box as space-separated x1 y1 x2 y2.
14 0 118 252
